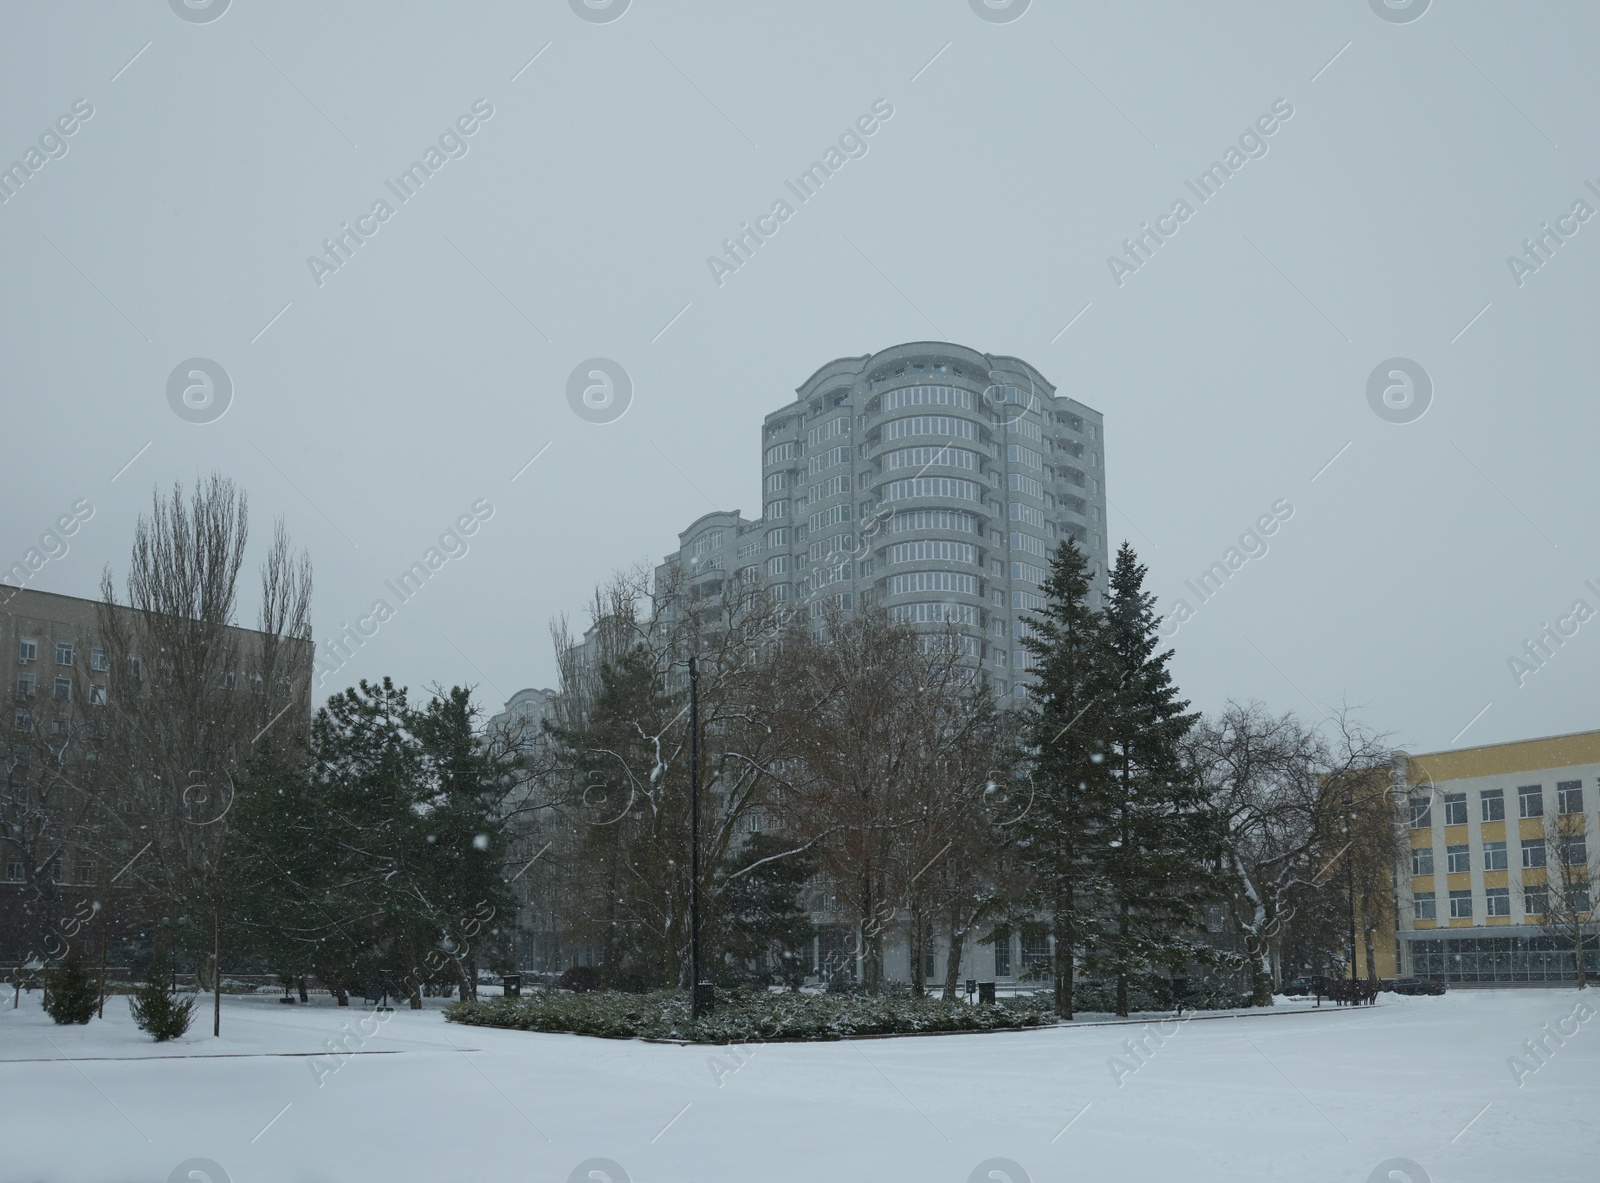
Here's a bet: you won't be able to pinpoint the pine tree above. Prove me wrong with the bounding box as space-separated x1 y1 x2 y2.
714 832 816 989
128 952 195 1041
42 948 100 1024
1092 543 1222 1016
1016 536 1116 1019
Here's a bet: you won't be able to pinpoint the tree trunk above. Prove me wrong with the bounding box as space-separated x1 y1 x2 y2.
909 906 924 997
335 984 349 1006
410 980 423 1010
1053 902 1074 1020
212 907 221 1038
297 975 309 1003
942 907 963 1001
1577 928 1588 990
97 934 108 1019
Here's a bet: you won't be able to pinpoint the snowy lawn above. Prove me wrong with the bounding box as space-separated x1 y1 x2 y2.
1 987 1593 1182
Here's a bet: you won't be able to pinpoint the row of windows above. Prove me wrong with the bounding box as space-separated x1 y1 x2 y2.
881 416 976 442
1011 561 1048 585
916 633 979 656
1009 502 1045 528
1006 417 1043 443
1414 885 1581 921
1012 590 1046 611
1011 532 1049 558
807 444 852 475
889 602 978 626
808 533 855 562
1006 444 1043 470
764 441 797 465
887 540 975 566
808 504 852 532
1415 833 1585 875
1008 473 1044 500
17 640 108 669
880 385 975 412
884 477 980 503
890 510 975 534
887 571 978 596
14 674 108 704
1412 781 1587 827
1410 935 1599 982
809 474 852 503
765 500 789 520
806 417 851 446
4 859 98 884
767 528 790 548
884 445 977 472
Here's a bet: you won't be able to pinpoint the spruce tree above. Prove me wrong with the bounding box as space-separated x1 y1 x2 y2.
42 948 100 1024
1016 536 1116 1019
1092 543 1222 1016
128 952 196 1041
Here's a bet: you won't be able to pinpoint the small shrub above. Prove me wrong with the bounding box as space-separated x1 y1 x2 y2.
42 949 100 1025
128 955 195 1041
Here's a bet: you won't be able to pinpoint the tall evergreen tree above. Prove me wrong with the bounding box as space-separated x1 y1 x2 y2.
1016 536 1115 1019
1092 543 1222 1016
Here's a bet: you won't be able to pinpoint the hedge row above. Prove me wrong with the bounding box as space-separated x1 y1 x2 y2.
445 989 1059 1043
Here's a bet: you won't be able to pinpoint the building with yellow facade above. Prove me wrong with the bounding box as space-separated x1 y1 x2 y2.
1395 728 1600 984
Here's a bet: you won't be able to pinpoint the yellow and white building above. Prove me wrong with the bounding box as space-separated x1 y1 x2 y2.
1396 728 1599 984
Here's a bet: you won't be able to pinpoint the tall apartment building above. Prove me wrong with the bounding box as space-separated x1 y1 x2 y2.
1395 728 1600 984
654 342 1108 697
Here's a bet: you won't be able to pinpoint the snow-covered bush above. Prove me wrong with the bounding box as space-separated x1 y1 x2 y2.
446 989 1058 1042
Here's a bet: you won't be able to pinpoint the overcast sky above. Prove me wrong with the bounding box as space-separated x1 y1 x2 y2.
3 0 1596 755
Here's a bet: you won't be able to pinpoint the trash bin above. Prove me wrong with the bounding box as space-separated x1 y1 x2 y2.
693 982 716 1016
503 974 522 998
965 978 977 1001
977 982 997 1005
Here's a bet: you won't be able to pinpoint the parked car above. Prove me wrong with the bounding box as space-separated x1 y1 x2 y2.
1281 976 1329 996
1391 977 1448 996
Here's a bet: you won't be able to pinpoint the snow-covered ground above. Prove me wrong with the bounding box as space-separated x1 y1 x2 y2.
1 988 1593 1182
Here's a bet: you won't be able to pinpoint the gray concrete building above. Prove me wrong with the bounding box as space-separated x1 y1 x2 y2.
655 341 1108 697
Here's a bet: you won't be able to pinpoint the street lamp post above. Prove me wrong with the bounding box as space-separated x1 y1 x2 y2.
689 656 708 1019
1345 797 1357 982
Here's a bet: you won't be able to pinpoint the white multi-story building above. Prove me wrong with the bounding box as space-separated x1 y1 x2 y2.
658 341 1108 698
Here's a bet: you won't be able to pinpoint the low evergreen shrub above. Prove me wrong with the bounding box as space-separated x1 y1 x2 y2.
128 954 195 1041
42 949 100 1025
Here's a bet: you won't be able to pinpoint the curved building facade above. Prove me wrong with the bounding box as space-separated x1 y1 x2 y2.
658 342 1108 698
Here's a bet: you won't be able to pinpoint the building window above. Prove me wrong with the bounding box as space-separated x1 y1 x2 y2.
78 861 96 885
14 710 31 732
1522 886 1549 917
766 555 789 577
55 643 73 666
1482 841 1507 871
16 673 35 698
1557 781 1584 815
993 933 1011 977
1446 845 1470 874
1411 846 1434 876
766 528 790 548
53 678 70 702
49 860 62 883
89 648 109 672
1443 793 1467 826
1485 887 1511 917
1480 789 1505 822
18 638 37 663
1410 795 1432 828
1448 891 1473 919
1556 833 1588 867
89 684 107 706
1413 892 1436 921
1020 931 1051 978
1519 785 1544 818
1522 838 1547 868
